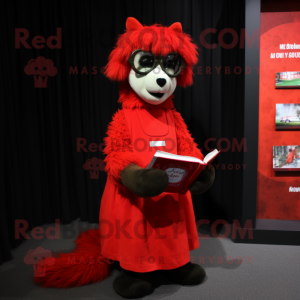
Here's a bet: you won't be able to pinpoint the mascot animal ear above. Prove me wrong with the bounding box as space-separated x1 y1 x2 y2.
169 22 182 33
126 17 143 31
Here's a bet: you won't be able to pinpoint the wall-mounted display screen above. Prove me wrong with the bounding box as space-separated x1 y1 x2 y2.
276 71 300 89
276 104 300 130
273 145 300 171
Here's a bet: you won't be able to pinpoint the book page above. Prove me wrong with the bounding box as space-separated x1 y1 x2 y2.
204 149 219 163
154 150 204 164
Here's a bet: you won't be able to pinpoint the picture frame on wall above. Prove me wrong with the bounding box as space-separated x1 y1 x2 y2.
276 71 300 89
273 145 300 171
275 104 300 130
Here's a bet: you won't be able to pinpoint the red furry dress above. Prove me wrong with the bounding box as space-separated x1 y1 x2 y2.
100 85 204 272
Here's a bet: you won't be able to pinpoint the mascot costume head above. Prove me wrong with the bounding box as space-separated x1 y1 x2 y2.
105 17 198 97
34 17 215 299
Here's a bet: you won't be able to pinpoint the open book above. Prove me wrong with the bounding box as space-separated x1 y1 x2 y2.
146 149 220 194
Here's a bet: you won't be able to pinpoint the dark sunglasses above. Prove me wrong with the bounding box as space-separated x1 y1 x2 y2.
127 49 186 77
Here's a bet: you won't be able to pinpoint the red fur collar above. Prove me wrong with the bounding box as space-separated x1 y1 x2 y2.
118 82 174 110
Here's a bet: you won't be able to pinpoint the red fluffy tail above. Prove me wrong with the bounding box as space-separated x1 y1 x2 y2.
33 229 112 288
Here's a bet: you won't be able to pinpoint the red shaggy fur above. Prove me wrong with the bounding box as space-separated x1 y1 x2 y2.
34 229 112 288
103 108 145 188
104 24 198 87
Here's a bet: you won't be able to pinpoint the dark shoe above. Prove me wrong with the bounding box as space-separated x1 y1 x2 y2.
113 269 155 299
161 262 206 285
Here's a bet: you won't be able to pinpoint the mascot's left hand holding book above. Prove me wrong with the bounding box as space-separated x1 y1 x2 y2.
34 17 216 299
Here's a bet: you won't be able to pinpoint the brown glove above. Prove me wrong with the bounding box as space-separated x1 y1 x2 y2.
189 165 215 194
120 164 169 198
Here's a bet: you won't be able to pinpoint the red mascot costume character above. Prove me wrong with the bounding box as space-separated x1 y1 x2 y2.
34 17 215 299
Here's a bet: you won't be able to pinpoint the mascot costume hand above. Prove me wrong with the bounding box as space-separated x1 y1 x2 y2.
34 17 215 299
